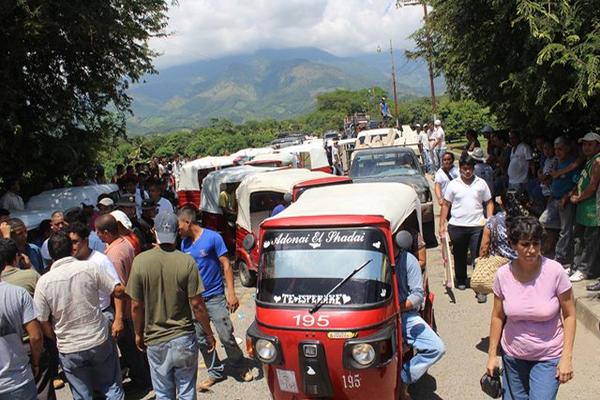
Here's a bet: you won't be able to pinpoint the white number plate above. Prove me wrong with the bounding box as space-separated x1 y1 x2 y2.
276 369 299 393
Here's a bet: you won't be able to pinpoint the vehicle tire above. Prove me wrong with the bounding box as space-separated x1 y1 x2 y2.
238 260 256 287
423 219 438 248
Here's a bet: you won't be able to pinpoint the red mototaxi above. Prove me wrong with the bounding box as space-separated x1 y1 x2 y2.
247 182 432 399
176 156 236 210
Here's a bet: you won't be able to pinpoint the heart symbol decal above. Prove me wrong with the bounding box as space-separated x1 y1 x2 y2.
309 242 321 249
263 240 271 249
273 295 281 303
342 295 351 304
372 241 381 249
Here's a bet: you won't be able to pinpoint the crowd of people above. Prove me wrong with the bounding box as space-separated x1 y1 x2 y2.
0 153 259 400
422 126 600 302
0 122 597 400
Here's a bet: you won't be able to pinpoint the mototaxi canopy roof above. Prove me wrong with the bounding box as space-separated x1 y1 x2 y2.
200 166 276 214
235 168 333 232
278 143 329 169
267 182 421 234
178 156 237 191
247 152 295 166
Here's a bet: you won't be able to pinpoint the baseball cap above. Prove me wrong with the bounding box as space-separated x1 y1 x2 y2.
481 125 493 134
578 132 600 143
110 210 132 231
434 119 442 126
98 197 115 207
154 211 178 244
117 194 136 207
141 199 157 211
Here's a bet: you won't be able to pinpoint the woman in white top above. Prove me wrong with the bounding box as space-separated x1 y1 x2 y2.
434 152 459 206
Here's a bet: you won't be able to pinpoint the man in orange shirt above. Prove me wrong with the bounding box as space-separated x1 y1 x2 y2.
96 214 151 390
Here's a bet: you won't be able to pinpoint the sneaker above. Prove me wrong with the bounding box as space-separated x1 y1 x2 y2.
240 368 254 382
53 378 65 390
569 270 586 282
476 293 488 303
196 377 218 392
586 281 600 291
457 285 467 291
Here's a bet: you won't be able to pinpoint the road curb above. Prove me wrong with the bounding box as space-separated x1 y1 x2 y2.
575 293 600 340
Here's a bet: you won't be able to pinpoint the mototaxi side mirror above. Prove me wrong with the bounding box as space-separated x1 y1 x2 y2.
243 234 256 251
394 230 413 252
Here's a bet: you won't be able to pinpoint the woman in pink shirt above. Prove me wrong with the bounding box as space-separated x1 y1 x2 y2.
486 216 576 399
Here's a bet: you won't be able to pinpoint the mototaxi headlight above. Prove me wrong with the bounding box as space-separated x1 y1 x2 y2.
351 343 376 366
255 339 277 362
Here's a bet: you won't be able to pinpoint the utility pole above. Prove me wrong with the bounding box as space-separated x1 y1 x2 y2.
396 0 437 118
389 39 399 120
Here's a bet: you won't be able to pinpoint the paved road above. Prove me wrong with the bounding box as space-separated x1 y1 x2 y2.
56 247 600 400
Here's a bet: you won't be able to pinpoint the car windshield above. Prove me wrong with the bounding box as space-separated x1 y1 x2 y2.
257 228 392 306
350 151 419 178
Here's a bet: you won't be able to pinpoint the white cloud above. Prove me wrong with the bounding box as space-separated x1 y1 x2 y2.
150 0 425 68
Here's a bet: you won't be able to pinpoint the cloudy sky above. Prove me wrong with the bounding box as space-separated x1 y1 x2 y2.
150 0 425 68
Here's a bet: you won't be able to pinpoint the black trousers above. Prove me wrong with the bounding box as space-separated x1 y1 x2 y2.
117 318 151 387
448 225 483 285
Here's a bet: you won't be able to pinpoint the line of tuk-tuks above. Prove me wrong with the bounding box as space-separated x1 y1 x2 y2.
177 131 436 399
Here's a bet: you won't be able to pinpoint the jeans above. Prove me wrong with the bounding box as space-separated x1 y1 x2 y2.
421 148 431 172
573 225 600 278
0 380 37 400
117 318 151 387
146 334 198 400
555 203 575 264
59 339 124 400
400 312 445 384
194 294 244 380
432 147 446 170
447 225 483 285
502 355 560 400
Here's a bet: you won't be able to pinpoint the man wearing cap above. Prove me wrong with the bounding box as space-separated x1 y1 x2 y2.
469 148 495 197
127 211 215 399
117 195 146 253
431 119 446 170
568 132 600 286
177 208 253 390
96 214 152 389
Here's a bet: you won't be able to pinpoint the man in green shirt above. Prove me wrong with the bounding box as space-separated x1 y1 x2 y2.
126 211 215 399
568 132 600 285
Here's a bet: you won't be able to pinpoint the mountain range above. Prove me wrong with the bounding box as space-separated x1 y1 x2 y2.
127 47 445 134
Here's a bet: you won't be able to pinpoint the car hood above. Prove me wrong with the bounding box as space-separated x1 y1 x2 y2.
351 174 430 192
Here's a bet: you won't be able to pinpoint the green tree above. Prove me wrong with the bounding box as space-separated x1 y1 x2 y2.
412 0 600 134
0 0 171 193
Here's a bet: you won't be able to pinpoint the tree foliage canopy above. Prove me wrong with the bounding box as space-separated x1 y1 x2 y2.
415 0 600 134
0 0 170 189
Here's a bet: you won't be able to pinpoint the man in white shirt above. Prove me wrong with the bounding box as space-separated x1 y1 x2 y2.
67 221 124 331
431 119 446 171
0 179 25 211
439 154 494 297
34 232 127 399
507 130 533 191
416 124 432 173
148 182 174 214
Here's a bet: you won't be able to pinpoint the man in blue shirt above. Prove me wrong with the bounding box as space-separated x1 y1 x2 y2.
396 237 445 399
271 193 292 217
177 208 253 390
